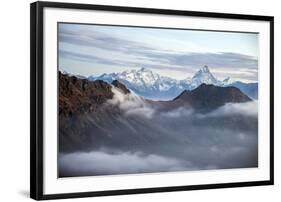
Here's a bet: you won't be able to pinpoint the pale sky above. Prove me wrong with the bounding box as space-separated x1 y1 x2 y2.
58 23 258 82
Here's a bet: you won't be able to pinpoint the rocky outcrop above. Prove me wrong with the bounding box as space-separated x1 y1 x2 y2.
59 71 114 116
112 80 130 94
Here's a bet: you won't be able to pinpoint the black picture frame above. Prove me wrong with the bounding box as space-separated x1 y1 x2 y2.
30 1 274 200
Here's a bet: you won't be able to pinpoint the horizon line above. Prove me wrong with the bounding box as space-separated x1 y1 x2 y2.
58 66 258 84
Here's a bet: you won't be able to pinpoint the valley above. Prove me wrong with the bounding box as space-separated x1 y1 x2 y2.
58 71 258 177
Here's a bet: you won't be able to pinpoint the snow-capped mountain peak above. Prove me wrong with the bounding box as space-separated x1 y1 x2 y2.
202 65 210 73
190 65 218 88
117 67 161 86
193 65 214 79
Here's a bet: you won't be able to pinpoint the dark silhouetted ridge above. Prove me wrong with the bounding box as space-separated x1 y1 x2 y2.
173 83 252 112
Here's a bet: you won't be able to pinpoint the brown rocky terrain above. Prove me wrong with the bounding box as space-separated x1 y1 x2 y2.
59 72 131 116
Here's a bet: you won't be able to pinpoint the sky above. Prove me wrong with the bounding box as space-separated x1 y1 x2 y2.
58 23 258 82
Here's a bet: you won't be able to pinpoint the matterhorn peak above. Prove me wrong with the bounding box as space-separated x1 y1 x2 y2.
190 65 218 88
193 65 213 79
201 65 210 73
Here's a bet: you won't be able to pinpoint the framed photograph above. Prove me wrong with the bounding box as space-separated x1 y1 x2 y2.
30 1 274 200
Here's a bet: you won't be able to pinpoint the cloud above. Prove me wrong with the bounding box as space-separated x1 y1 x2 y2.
59 110 258 177
59 27 157 55
59 49 125 66
159 101 257 119
165 52 257 69
59 150 193 176
198 101 258 118
60 47 257 82
59 25 258 82
107 87 155 119
160 107 194 118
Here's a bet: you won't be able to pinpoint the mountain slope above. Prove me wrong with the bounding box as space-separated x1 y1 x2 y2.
173 84 252 112
228 81 258 100
59 72 132 116
59 72 136 152
59 71 113 116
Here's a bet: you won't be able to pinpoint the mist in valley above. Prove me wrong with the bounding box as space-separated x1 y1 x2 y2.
59 87 258 177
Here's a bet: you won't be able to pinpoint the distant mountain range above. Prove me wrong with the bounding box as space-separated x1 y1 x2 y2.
83 65 258 100
59 71 252 117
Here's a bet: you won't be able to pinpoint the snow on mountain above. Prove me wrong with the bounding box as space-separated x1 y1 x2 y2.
90 68 182 100
119 67 162 88
88 73 118 83
220 77 235 86
86 66 257 100
190 65 219 89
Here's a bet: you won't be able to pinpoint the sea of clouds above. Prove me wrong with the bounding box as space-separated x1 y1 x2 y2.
59 88 258 177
